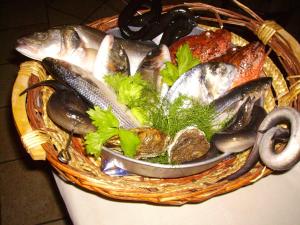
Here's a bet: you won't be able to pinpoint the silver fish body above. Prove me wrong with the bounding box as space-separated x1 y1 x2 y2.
42 57 140 129
137 44 170 93
164 62 238 104
211 77 272 129
16 25 157 75
93 34 130 81
212 105 267 153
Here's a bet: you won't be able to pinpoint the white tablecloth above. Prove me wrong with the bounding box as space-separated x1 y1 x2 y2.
54 163 300 225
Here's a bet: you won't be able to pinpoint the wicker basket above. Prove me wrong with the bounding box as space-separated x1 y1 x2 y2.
11 1 300 205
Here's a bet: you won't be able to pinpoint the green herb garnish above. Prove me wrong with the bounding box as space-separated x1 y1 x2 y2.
84 106 140 157
149 96 217 140
104 73 158 124
160 44 200 86
143 152 169 164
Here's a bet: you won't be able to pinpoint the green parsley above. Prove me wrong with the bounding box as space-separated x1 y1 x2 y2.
84 106 140 157
160 44 200 86
104 73 158 124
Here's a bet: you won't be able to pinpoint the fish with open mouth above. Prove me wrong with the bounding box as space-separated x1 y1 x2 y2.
15 25 162 76
42 57 141 129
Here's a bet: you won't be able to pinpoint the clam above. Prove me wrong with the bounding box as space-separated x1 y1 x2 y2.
105 127 170 159
167 126 210 164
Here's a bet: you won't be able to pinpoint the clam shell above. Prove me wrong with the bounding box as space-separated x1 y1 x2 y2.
167 126 210 164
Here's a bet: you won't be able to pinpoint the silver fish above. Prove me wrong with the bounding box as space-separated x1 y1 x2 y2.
164 62 238 104
137 44 170 93
15 25 157 75
42 57 140 129
225 107 295 181
93 34 129 81
212 104 267 153
212 77 272 129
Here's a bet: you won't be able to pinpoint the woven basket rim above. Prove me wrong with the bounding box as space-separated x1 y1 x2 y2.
11 2 300 205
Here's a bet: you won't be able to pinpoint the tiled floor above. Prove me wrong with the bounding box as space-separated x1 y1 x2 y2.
0 0 299 225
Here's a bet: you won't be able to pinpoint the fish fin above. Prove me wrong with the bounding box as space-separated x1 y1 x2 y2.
19 80 69 96
93 34 129 81
137 44 171 92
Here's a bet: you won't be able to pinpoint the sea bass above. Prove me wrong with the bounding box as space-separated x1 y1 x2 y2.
42 57 141 129
165 62 238 104
15 25 158 75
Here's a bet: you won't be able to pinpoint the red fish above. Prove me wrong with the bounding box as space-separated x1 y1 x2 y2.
169 29 232 64
211 42 266 87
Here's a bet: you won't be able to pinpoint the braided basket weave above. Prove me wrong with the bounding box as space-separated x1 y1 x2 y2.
12 1 300 205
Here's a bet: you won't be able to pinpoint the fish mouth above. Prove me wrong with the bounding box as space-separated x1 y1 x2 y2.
15 38 39 60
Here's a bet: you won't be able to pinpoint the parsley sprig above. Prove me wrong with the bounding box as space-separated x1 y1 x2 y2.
84 106 140 158
160 43 200 86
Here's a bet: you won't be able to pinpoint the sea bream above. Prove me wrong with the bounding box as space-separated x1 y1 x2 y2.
164 62 238 104
15 25 160 76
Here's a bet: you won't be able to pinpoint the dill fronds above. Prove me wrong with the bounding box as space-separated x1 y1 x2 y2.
149 96 217 140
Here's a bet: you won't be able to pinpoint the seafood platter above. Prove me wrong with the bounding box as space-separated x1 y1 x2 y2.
11 0 300 205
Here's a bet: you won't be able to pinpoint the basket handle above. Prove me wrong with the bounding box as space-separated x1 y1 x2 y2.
11 61 48 160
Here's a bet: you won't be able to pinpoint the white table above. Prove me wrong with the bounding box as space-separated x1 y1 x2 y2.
54 163 300 225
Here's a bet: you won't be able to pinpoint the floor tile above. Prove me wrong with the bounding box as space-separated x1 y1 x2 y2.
0 0 47 29
0 64 20 108
0 107 25 162
46 0 101 21
0 158 68 225
105 0 127 14
0 24 48 64
47 8 81 27
83 2 119 24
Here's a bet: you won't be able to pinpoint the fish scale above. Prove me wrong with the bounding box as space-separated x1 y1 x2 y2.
42 57 140 129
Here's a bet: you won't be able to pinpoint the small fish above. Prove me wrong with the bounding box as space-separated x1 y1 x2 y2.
224 107 299 181
20 80 96 135
165 62 238 104
212 77 272 129
42 57 140 129
93 34 129 81
15 25 157 75
137 44 171 93
212 105 267 153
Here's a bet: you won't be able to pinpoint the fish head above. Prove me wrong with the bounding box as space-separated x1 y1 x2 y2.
16 28 63 61
137 44 171 92
93 34 130 81
201 62 238 102
241 77 272 103
16 26 82 61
